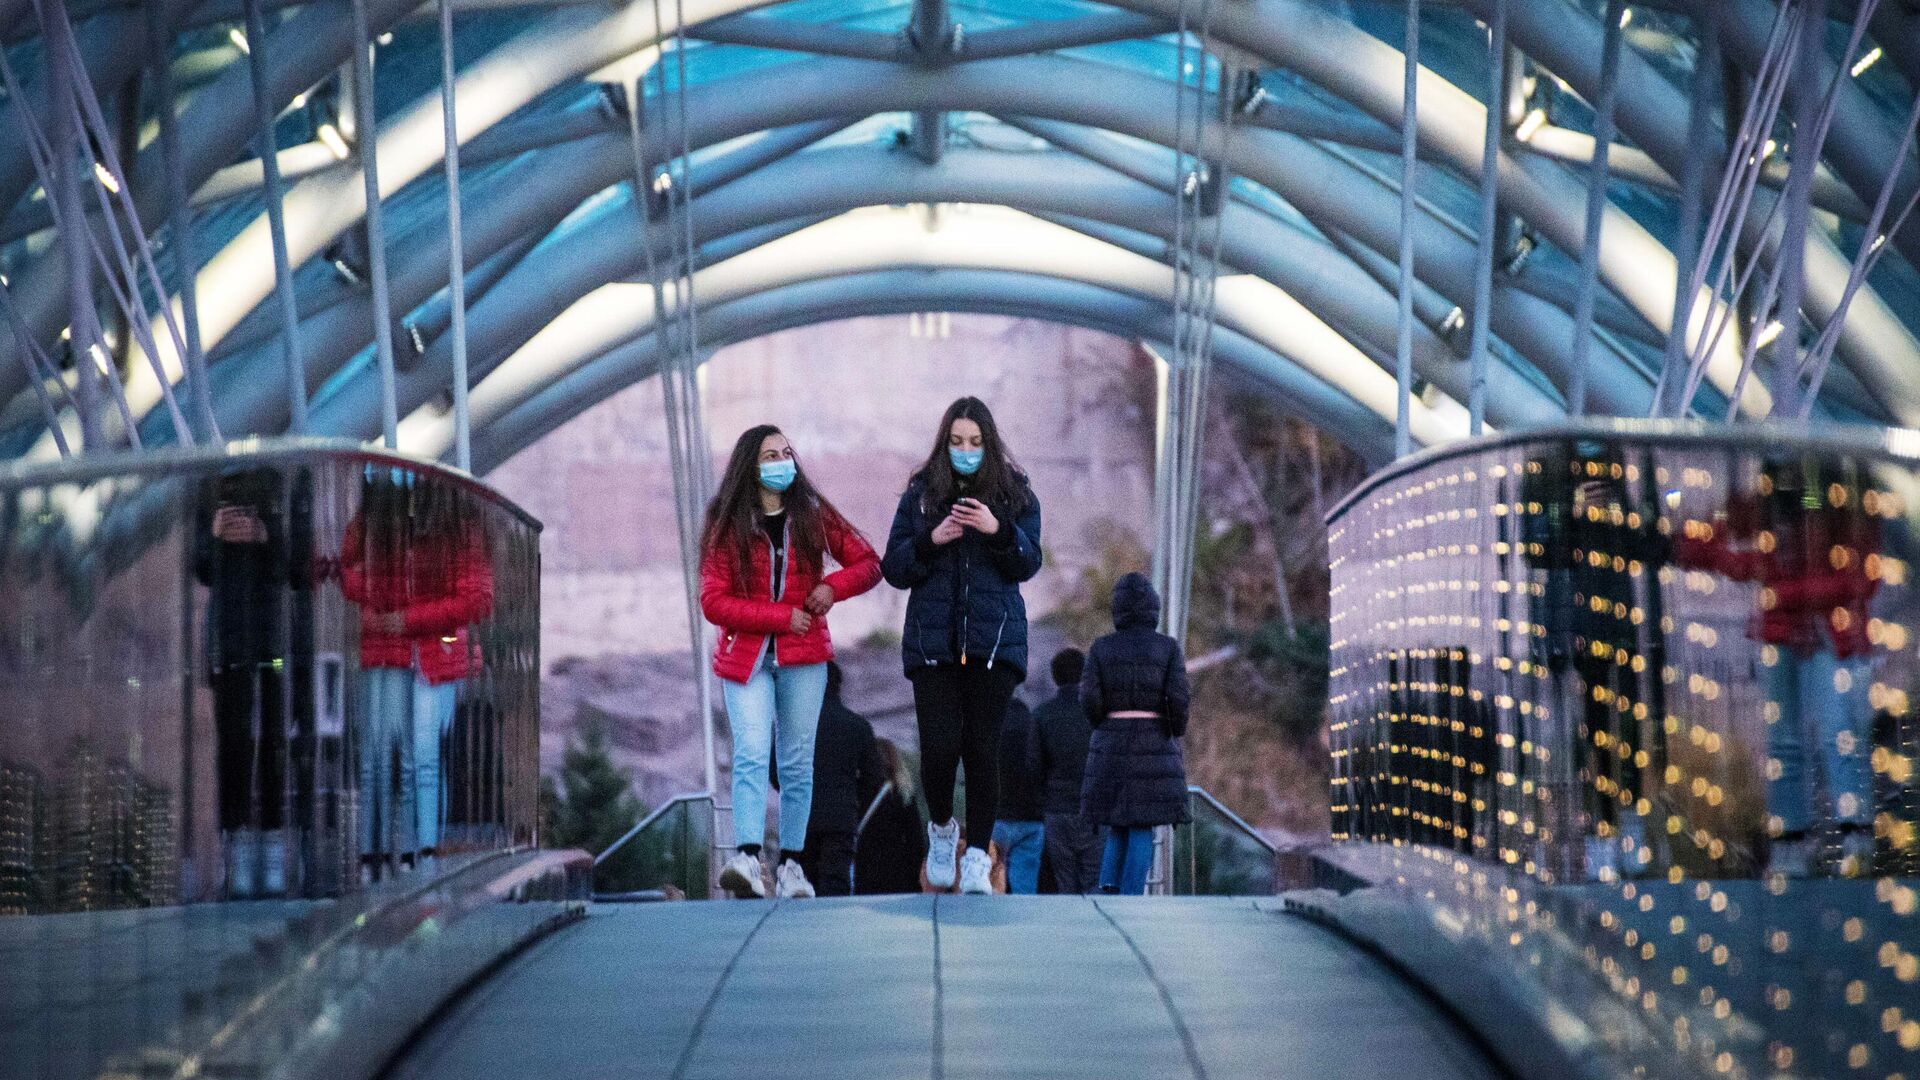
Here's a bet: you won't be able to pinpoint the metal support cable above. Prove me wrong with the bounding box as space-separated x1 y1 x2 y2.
1728 0 1874 418
1394 0 1420 457
438 0 472 470
0 278 71 456
26 1 103 449
1566 0 1625 418
1799 85 1920 410
1676 3 1803 412
351 0 400 450
42 2 193 445
1465 0 1505 436
147 0 219 443
1652 28 1718 419
239 0 308 434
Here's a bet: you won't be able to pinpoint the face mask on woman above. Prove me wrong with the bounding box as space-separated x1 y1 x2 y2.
949 448 984 476
759 459 797 492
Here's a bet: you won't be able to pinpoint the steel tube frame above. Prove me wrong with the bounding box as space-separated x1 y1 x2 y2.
462 270 1401 473
437 0 472 469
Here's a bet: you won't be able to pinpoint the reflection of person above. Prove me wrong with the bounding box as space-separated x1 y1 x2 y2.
701 426 881 901
1525 441 1669 877
854 740 929 895
194 467 311 897
882 397 1044 896
1676 460 1880 874
1080 574 1191 896
991 698 1044 894
798 663 887 898
341 469 494 871
1033 648 1101 893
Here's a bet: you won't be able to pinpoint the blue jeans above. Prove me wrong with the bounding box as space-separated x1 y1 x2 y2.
359 668 461 856
992 820 1045 894
1101 826 1156 895
1766 649 1874 832
722 659 827 853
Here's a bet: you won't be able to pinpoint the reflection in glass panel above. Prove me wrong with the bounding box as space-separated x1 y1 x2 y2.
1328 428 1920 1080
0 444 547 1080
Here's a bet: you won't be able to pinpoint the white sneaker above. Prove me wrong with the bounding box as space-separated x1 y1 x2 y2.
926 819 959 889
719 851 767 899
776 860 816 899
958 847 993 895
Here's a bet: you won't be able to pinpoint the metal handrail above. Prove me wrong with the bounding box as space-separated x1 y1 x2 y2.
593 791 713 867
1186 784 1279 856
0 435 544 529
1324 418 1920 525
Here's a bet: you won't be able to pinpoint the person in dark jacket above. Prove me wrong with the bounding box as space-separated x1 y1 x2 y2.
1032 648 1100 893
799 663 887 897
1081 573 1191 895
991 699 1044 894
195 466 314 898
854 739 930 895
881 397 1043 895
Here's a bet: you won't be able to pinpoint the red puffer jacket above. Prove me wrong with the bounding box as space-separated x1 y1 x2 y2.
340 518 495 685
700 505 882 684
1673 506 1879 658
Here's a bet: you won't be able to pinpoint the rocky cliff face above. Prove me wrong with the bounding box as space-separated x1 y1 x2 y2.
488 315 1158 800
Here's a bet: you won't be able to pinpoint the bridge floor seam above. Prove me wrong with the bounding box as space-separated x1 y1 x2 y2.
1089 897 1210 1080
667 899 782 1080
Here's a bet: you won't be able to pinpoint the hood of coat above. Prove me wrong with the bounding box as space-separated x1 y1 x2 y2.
1111 572 1161 631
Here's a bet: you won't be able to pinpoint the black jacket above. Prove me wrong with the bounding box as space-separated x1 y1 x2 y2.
881 472 1043 678
193 467 313 672
1031 688 1093 817
805 695 886 838
854 789 927 895
996 699 1043 823
1080 574 1191 828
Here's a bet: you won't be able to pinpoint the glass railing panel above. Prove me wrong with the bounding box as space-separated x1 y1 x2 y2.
1326 422 1920 1079
0 439 547 1080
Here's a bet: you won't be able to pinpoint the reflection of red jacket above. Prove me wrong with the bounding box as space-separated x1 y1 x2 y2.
341 518 495 684
1673 508 1878 658
700 507 881 684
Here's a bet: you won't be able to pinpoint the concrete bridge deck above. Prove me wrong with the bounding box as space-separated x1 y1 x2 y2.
384 895 1503 1080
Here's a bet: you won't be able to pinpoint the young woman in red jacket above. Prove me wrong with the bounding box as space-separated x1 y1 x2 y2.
342 469 495 873
701 425 881 899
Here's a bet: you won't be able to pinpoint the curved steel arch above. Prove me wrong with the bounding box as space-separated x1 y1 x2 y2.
57 52 1661 456
303 145 1564 440
5 13 1763 432
448 269 1403 472
327 207 1472 450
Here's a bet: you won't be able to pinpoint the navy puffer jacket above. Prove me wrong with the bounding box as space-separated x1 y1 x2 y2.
881 472 1043 678
1080 574 1192 828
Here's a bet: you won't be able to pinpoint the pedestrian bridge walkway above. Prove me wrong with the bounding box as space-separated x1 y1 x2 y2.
385 895 1500 1080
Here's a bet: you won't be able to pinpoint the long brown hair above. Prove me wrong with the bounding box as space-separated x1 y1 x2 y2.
702 424 853 585
912 396 1028 514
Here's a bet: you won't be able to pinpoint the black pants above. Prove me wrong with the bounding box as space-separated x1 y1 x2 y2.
212 665 288 831
803 831 856 897
1044 812 1103 894
911 663 1020 847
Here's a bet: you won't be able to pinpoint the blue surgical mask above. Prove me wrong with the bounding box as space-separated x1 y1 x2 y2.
758 459 797 492
949 447 984 476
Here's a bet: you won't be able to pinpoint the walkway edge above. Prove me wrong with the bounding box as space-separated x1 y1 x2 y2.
1280 889 1681 1080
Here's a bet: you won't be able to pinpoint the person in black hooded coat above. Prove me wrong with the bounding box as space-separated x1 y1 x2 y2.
1079 573 1190 894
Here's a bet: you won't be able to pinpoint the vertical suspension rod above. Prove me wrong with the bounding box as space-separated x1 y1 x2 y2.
438 0 472 469
351 0 400 449
239 0 308 433
1568 0 1625 419
1394 0 1420 458
1465 0 1506 437
1653 28 1718 419
147 0 219 442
